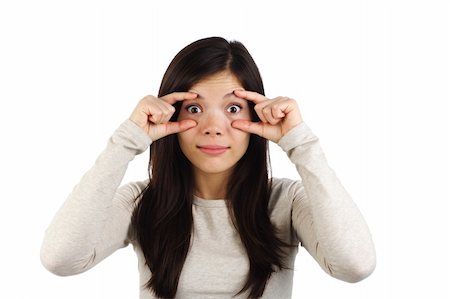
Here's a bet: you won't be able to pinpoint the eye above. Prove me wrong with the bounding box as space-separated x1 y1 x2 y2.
227 104 242 114
186 104 202 114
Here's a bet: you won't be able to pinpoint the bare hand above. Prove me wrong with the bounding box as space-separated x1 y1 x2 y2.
231 90 303 143
129 92 198 141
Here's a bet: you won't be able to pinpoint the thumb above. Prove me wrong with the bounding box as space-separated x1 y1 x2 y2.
164 119 197 135
232 120 264 136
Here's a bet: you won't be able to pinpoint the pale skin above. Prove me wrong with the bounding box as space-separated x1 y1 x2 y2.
178 72 252 199
129 71 303 199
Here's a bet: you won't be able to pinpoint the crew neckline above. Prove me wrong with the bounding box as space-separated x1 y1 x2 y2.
193 195 228 208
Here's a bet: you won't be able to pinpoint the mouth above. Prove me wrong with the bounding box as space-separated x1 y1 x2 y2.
196 145 230 155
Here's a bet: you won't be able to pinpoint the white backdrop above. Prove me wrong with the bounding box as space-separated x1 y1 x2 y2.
0 0 448 298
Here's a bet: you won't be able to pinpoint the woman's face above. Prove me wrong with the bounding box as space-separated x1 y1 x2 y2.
177 70 252 178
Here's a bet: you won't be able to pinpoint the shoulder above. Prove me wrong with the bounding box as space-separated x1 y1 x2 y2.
120 179 149 196
268 177 305 243
114 179 149 213
269 177 304 206
268 177 305 215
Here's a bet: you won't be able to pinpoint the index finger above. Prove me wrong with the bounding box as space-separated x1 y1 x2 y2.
233 89 268 104
160 92 198 105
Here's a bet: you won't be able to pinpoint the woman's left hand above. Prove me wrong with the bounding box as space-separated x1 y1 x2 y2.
232 89 304 143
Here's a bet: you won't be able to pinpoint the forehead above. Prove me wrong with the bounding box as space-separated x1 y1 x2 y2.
189 71 243 96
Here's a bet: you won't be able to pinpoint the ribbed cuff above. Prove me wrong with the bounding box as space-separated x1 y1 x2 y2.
111 119 152 155
277 122 319 152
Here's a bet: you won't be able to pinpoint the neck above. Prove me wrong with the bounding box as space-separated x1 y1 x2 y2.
194 170 230 200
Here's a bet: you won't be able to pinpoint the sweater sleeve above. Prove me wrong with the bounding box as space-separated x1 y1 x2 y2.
277 122 376 283
40 119 151 276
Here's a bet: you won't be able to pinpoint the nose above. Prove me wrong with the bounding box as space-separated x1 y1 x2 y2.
205 129 222 136
201 111 226 136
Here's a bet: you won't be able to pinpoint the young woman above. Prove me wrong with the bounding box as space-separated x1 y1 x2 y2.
41 37 376 298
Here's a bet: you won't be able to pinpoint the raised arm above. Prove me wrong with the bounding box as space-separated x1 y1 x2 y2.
279 122 376 282
40 92 199 276
232 90 376 282
40 119 151 276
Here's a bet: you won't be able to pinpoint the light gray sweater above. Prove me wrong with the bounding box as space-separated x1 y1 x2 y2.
40 119 376 298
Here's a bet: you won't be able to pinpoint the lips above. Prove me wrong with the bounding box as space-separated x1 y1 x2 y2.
196 145 230 155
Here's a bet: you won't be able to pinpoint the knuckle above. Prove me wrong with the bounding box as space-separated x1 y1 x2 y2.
167 105 176 113
263 107 272 115
143 95 156 101
141 97 156 107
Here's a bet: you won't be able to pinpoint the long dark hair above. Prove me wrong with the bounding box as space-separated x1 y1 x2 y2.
131 37 295 298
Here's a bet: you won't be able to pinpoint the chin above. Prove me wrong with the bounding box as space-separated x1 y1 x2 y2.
194 164 235 176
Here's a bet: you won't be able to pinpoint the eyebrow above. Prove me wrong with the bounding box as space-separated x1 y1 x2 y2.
190 91 241 100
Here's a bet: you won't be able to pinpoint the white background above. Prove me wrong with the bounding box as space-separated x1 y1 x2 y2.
0 0 448 298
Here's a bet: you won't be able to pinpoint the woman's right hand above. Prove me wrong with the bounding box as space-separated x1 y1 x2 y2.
129 92 198 141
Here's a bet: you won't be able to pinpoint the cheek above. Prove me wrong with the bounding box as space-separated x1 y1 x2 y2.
230 112 251 142
177 129 195 153
177 110 191 121
231 108 252 121
233 129 250 151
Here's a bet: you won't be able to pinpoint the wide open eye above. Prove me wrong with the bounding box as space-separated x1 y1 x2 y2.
226 104 242 114
186 104 203 114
